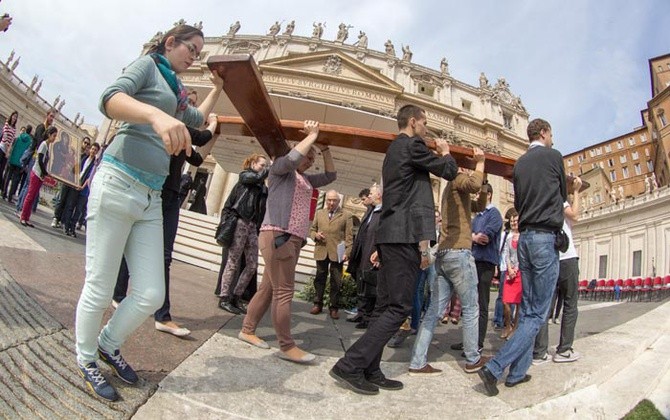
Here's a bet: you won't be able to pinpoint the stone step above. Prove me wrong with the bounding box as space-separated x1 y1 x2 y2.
173 211 319 285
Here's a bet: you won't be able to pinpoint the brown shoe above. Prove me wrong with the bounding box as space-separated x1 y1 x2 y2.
309 305 322 315
408 364 443 376
464 355 491 373
330 309 339 319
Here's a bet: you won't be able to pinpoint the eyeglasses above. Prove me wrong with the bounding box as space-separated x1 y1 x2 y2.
178 40 201 60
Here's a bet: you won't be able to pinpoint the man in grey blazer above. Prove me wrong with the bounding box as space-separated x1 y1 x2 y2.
330 104 458 395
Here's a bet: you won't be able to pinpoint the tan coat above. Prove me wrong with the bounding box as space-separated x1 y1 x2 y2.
309 207 353 262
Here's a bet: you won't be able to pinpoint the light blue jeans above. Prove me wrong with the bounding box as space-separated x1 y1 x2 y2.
410 249 480 368
486 231 559 383
75 163 165 365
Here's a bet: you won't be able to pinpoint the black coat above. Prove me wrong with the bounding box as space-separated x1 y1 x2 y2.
348 205 381 278
223 168 269 230
376 133 458 244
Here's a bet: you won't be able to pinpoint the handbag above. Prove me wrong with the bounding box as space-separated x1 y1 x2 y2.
215 210 238 247
554 229 569 253
214 185 250 247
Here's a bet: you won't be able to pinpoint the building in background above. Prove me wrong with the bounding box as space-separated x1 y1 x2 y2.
568 53 670 281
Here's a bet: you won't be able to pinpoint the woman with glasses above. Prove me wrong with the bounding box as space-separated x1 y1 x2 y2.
74 24 223 402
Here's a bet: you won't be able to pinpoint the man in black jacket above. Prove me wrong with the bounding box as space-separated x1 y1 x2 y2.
478 118 567 396
346 184 382 329
330 104 458 395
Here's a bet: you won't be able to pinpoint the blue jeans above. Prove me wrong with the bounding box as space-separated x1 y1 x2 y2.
410 249 480 368
486 231 559 383
75 163 165 365
410 264 435 330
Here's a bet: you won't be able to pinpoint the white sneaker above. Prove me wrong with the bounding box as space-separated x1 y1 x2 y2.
553 349 580 363
51 218 60 228
532 354 549 365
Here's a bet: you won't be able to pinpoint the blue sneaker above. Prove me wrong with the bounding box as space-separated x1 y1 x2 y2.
98 348 139 384
78 362 118 401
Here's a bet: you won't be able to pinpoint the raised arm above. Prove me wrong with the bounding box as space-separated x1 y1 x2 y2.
196 73 224 120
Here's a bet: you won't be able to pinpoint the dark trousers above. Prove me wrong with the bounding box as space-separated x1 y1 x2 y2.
2 163 22 200
113 189 181 322
60 185 80 229
54 185 75 221
550 286 564 319
534 257 580 356
313 257 344 309
356 269 378 321
62 193 87 233
335 243 419 376
476 260 495 348
0 150 7 188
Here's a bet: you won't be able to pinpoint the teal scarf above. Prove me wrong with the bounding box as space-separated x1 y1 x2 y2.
151 53 189 112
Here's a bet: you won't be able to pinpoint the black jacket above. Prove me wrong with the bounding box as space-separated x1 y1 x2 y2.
348 205 381 278
163 126 211 192
376 133 458 244
223 168 269 230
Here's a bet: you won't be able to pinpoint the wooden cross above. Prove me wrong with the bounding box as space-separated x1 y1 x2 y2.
207 55 516 179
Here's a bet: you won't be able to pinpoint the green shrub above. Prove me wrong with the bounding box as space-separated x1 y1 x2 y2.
297 272 358 309
622 399 664 420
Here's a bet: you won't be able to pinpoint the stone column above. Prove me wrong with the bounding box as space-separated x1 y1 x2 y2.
205 163 228 217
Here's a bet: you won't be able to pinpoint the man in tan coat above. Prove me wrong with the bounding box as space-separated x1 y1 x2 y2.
310 190 353 319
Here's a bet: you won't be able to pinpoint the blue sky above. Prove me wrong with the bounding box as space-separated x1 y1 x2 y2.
1 0 668 155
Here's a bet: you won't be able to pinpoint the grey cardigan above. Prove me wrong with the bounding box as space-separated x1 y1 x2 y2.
261 149 336 233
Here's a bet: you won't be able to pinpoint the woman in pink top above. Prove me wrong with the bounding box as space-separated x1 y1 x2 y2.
239 120 336 364
0 110 18 188
502 211 522 339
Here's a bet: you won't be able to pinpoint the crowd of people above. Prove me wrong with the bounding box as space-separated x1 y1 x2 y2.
0 23 583 403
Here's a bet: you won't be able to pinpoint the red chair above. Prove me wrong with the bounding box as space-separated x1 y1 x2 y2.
595 279 607 301
632 278 643 301
652 277 663 301
622 278 634 301
578 280 589 299
640 277 654 301
604 279 616 301
664 275 670 299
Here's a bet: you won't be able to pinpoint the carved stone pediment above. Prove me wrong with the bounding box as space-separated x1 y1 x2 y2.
410 72 443 88
259 50 403 93
224 40 262 55
323 55 342 75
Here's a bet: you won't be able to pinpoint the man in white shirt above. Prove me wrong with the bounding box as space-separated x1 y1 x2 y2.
533 175 582 364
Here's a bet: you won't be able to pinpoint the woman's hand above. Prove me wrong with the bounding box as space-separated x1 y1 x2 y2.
150 111 192 156
303 120 320 137
210 71 224 90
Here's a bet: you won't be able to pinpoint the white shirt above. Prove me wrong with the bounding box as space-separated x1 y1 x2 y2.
560 201 578 260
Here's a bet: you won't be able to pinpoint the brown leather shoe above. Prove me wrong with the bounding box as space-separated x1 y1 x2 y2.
330 309 339 319
310 305 322 315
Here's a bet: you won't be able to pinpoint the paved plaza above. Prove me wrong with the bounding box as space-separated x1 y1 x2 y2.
0 199 668 419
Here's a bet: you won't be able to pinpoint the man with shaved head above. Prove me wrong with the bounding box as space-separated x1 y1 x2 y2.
309 189 353 319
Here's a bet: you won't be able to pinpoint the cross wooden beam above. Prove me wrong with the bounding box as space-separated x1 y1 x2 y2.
207 55 516 179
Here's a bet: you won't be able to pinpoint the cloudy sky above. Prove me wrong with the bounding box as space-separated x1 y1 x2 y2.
1 0 668 155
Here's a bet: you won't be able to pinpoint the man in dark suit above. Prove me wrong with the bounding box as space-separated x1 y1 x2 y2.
309 189 353 319
346 184 382 329
330 104 458 395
